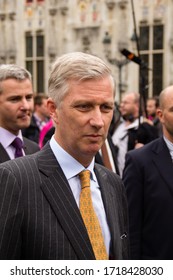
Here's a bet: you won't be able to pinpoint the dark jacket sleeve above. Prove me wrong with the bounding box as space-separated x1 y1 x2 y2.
122 151 144 259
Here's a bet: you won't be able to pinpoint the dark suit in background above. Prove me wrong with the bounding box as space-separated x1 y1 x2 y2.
0 143 129 259
123 137 173 259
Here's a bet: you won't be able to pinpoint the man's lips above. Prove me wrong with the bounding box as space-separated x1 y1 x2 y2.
85 134 103 141
18 114 31 119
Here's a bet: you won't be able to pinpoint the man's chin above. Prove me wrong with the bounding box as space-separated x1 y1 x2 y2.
86 146 101 155
19 122 31 129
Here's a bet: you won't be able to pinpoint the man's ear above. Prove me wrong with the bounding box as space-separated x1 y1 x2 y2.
156 108 163 123
47 98 59 124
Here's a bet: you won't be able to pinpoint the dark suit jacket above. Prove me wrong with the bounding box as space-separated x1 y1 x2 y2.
0 143 129 260
0 137 40 163
123 137 173 259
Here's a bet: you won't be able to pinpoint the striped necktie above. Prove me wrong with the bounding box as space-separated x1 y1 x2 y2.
79 170 108 260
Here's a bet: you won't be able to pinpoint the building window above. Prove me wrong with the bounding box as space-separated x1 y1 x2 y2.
139 24 164 97
37 35 44 56
25 33 44 92
140 26 149 50
153 25 163 50
26 35 33 57
153 53 163 96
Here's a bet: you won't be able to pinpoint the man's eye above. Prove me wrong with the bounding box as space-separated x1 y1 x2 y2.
26 95 33 101
76 104 91 110
9 97 21 102
101 105 113 112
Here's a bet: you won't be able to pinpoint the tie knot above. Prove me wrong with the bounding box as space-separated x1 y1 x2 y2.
11 137 24 149
79 170 90 189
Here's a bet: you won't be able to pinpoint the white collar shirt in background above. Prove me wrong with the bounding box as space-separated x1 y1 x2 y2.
0 127 24 159
163 135 173 161
33 113 48 131
112 117 143 177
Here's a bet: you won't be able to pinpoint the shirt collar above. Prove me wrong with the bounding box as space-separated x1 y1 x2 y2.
49 136 96 181
0 127 23 148
163 135 173 152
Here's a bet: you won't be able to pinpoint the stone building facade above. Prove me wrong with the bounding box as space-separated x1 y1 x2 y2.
0 0 172 102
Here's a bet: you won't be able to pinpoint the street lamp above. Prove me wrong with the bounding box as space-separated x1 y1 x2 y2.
102 31 129 96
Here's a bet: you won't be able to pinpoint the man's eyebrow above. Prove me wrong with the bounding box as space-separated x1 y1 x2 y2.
7 92 33 98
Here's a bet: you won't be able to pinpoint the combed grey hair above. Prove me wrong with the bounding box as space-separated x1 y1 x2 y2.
48 52 115 107
0 64 32 94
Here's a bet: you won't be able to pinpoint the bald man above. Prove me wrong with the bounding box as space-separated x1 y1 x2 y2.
123 85 173 259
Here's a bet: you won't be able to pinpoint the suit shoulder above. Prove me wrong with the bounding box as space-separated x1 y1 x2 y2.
127 137 161 157
23 137 40 151
23 136 39 147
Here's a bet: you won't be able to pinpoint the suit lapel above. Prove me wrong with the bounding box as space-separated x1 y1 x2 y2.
38 144 95 260
23 139 31 155
0 143 10 163
152 138 173 194
94 164 121 259
23 137 39 155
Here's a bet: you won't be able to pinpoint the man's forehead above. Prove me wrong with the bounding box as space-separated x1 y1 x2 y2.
122 96 135 103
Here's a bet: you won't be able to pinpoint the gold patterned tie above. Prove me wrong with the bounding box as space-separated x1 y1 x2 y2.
79 170 108 260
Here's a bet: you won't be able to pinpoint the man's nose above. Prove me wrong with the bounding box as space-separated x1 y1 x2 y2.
89 109 104 128
20 98 31 110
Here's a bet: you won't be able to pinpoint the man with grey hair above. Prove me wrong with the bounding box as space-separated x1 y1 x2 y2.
123 85 173 259
0 52 129 260
0 64 39 163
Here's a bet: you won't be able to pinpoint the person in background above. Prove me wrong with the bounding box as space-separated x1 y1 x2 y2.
95 133 120 174
123 85 173 259
146 96 159 121
112 92 158 177
22 93 50 143
0 52 129 260
39 118 54 149
0 64 39 163
146 96 162 136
